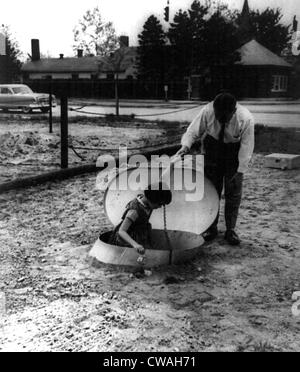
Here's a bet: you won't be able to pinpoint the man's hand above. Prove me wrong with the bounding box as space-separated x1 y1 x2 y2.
176 146 190 157
134 244 145 255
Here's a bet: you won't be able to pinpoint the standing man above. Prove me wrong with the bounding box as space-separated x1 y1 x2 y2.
177 93 255 245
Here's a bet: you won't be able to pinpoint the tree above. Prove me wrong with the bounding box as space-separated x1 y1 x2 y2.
73 6 119 56
207 0 238 21
99 45 133 116
238 7 292 55
167 10 194 79
168 1 239 78
137 15 167 81
187 0 209 73
201 9 241 67
1 25 23 80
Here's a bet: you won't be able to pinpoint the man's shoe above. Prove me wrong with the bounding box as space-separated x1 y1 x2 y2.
202 227 218 242
225 230 241 246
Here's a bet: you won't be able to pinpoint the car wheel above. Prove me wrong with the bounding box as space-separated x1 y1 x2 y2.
40 108 50 113
22 107 32 114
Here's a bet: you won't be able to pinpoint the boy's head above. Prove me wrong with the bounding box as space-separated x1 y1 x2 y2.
144 182 172 209
213 93 237 125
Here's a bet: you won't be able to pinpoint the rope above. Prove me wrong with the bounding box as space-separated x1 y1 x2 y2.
69 145 86 161
68 136 182 161
69 105 91 111
70 136 182 152
163 205 173 265
69 105 200 118
135 105 200 118
4 162 59 167
70 108 108 116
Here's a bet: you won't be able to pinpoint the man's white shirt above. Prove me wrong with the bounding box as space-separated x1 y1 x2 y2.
181 102 255 174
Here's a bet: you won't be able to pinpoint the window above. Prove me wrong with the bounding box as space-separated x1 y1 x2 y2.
0 87 12 94
272 75 288 92
12 86 33 94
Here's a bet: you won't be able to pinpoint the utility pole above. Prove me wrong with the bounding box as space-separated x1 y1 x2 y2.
60 96 68 169
49 77 53 133
115 71 120 117
163 1 170 101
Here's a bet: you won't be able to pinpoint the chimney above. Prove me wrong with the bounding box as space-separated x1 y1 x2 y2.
31 39 40 61
77 49 83 58
119 35 129 47
59 54 64 59
0 33 6 55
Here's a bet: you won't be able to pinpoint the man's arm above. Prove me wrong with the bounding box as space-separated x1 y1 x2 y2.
238 117 255 174
181 107 208 150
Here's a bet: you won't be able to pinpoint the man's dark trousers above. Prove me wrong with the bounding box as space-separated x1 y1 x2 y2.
204 135 243 231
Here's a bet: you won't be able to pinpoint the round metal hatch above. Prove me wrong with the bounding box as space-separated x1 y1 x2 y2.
90 156 219 268
103 157 219 235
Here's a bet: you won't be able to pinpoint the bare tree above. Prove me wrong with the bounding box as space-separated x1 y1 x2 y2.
73 6 119 57
99 42 133 116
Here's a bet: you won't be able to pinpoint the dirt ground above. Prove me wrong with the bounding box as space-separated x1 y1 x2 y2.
0 116 184 184
0 148 300 351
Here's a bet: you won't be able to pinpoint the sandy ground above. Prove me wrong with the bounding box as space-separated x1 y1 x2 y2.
0 153 300 352
0 118 184 184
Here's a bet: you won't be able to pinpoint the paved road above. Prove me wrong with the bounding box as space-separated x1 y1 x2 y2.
51 103 300 128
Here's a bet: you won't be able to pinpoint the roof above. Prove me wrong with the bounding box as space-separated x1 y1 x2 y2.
21 47 138 73
236 39 292 67
0 84 27 87
22 56 101 73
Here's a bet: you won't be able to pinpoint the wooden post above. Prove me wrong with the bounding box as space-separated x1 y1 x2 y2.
60 96 68 169
164 85 169 102
49 81 53 134
115 72 119 117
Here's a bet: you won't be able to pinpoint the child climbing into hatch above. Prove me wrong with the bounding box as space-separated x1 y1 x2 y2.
108 182 172 256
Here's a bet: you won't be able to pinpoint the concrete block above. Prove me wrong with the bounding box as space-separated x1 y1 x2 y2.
264 153 300 170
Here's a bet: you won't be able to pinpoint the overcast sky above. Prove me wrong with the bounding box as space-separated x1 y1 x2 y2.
1 0 299 57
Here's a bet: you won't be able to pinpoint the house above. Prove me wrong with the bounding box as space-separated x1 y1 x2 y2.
189 38 293 100
22 48 137 81
23 54 99 81
190 0 293 100
233 0 292 98
22 39 137 81
21 38 138 98
233 39 292 98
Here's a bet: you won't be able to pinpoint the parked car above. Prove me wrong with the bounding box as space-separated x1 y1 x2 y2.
0 84 56 114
